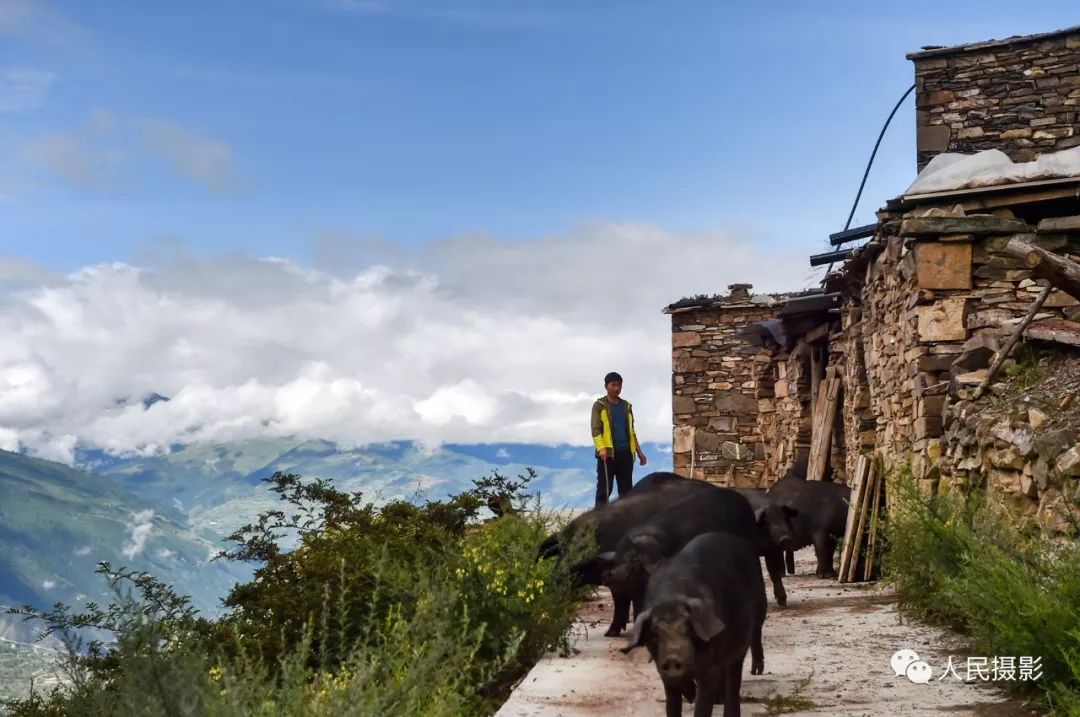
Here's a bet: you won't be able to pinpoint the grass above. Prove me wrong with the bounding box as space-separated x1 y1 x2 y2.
1003 343 1044 391
756 672 816 715
883 469 1080 715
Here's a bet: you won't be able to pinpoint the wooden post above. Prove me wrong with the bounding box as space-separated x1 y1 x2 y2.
863 461 885 581
838 455 870 583
972 285 1052 400
846 462 877 583
807 368 841 481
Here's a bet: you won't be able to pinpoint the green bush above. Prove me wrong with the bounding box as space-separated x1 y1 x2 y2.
884 470 1080 714
5 470 584 716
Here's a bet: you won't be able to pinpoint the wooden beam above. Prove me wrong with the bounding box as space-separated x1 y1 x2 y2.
807 369 841 481
810 249 854 267
1038 215 1080 233
804 322 832 344
893 176 1080 208
972 285 1052 400
829 224 877 246
1001 236 1080 299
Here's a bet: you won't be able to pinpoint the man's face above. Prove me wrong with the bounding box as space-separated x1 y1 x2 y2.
606 380 622 397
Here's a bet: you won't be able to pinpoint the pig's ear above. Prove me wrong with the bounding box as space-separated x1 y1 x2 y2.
685 597 725 642
571 551 616 576
629 534 663 573
781 505 800 518
595 551 616 566
621 609 652 653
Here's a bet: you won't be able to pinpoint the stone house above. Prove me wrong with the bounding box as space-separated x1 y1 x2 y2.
665 26 1080 532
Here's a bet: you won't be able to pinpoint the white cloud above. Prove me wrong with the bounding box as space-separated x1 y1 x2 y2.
41 579 55 589
155 548 175 560
138 119 239 193
121 509 154 559
19 110 238 193
0 223 812 459
73 546 91 556
0 427 18 452
0 68 57 112
495 447 510 459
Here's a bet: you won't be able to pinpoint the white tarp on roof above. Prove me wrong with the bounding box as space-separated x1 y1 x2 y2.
905 146 1080 195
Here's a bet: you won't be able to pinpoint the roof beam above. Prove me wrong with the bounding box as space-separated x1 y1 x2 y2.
829 224 877 246
810 249 853 267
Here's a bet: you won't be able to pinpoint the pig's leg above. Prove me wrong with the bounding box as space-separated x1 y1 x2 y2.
813 533 837 578
750 622 765 675
606 591 629 637
682 680 696 704
694 675 718 717
630 585 646 621
722 657 744 717
664 682 684 717
785 550 796 575
762 548 787 607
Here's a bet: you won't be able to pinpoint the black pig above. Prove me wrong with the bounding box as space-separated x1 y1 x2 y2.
760 476 851 578
600 484 786 612
623 531 766 717
537 475 713 635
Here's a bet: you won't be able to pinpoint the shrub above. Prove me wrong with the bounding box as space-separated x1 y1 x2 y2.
5 469 584 717
884 470 1080 714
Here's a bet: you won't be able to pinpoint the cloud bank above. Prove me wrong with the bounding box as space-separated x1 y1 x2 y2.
0 223 816 462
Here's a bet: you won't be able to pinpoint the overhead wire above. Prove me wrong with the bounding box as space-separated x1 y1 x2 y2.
823 83 917 280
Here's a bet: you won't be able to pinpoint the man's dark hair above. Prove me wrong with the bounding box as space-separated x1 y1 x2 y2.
604 372 623 385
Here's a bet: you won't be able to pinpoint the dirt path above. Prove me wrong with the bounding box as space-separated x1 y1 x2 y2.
496 549 1042 717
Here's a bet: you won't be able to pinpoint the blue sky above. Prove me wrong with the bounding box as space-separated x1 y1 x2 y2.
2 1 1079 460
3 0 1077 271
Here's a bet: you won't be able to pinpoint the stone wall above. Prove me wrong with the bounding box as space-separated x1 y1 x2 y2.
910 26 1080 170
829 208 1080 531
666 285 787 486
754 343 813 486
837 306 876 482
827 230 922 480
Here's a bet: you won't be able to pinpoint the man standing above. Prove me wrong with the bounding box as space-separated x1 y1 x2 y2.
591 371 648 507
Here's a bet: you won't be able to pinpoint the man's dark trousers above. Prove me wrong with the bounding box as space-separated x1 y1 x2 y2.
595 448 634 507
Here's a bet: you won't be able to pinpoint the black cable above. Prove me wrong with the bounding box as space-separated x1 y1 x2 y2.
824 83 917 278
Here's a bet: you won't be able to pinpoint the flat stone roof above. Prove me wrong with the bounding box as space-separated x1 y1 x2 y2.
907 25 1080 60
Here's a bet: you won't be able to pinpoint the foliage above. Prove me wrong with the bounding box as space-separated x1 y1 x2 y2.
4 469 584 716
1003 343 1044 391
883 469 1080 714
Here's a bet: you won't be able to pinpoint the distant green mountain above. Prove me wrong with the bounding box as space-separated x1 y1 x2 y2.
0 450 248 641
83 438 672 537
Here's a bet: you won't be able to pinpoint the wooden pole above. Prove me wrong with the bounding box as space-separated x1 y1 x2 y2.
972 285 1052 400
1001 236 1080 298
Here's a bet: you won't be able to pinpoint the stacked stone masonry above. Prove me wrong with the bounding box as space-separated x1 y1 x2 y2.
830 207 1080 533
666 286 805 487
911 26 1080 169
665 27 1080 531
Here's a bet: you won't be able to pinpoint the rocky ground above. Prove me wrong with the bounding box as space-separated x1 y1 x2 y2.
496 549 1043 717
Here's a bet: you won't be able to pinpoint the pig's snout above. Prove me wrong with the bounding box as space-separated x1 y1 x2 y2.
659 656 686 679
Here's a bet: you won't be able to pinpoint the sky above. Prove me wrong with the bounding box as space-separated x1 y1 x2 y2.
1 0 1078 462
